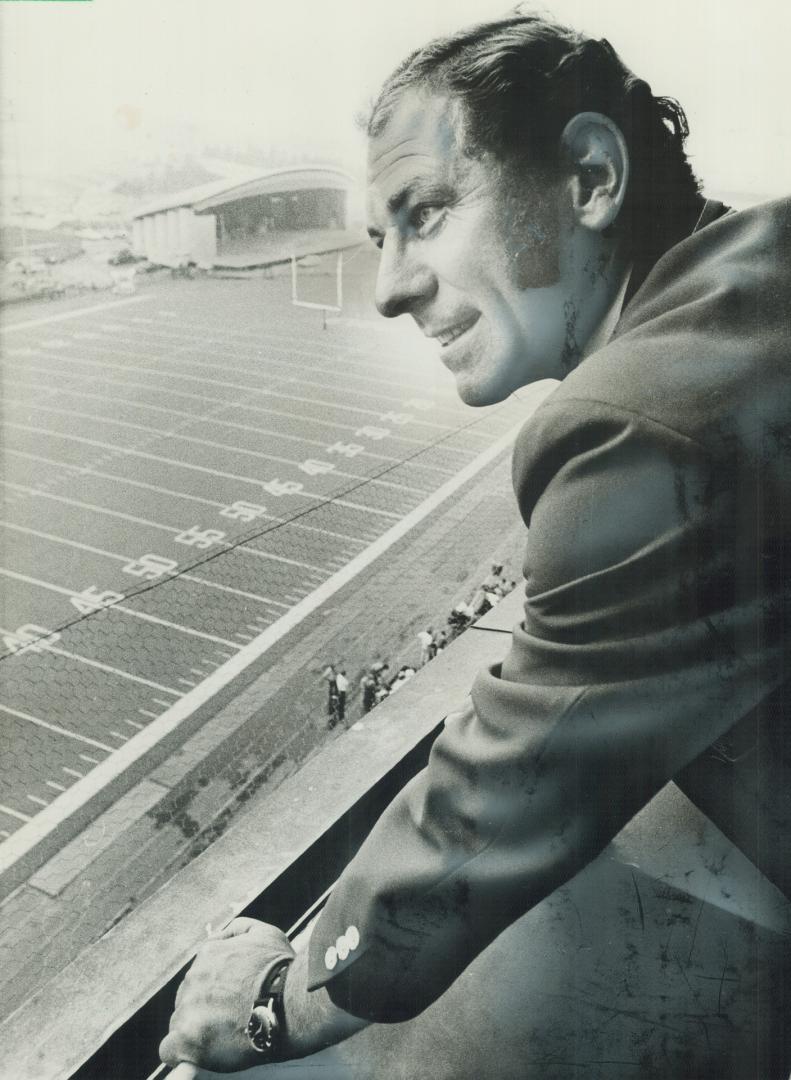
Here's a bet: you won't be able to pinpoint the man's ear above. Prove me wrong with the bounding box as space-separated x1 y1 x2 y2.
559 112 629 232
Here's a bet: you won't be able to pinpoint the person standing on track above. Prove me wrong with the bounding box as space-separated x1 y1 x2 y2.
162 10 791 1074
335 669 349 726
322 663 338 729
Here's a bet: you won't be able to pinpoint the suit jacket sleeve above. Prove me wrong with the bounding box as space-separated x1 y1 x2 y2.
305 395 786 1022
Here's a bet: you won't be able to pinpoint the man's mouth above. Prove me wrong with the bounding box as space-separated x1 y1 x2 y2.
430 314 480 347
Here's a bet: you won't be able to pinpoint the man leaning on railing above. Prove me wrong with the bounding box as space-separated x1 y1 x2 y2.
160 9 791 1074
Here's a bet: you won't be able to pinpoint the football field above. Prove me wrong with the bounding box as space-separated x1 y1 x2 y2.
0 264 534 848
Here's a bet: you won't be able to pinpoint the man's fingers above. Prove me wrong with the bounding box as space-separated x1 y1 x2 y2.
208 916 260 940
159 1031 196 1068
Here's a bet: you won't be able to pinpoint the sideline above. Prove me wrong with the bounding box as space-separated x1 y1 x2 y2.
2 293 155 332
0 382 553 878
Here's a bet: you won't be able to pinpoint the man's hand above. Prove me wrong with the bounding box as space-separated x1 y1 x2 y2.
159 917 295 1073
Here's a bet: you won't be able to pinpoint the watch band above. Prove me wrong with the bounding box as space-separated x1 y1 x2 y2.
246 957 292 1058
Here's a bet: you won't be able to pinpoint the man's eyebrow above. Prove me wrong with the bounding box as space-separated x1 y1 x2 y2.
367 178 454 242
386 182 414 216
366 182 417 244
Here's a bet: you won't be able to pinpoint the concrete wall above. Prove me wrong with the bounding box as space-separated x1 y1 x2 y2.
132 206 217 267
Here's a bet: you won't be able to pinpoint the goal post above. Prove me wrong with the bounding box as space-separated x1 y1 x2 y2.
290 249 344 327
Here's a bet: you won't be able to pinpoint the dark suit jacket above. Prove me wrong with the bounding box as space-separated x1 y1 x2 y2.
306 197 791 1021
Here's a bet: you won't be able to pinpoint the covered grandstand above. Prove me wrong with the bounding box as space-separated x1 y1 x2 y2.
130 165 364 269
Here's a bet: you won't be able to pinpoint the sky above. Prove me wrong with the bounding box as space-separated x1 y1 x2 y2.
1 0 790 200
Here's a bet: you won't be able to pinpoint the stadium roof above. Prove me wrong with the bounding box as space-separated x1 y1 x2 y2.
133 165 357 219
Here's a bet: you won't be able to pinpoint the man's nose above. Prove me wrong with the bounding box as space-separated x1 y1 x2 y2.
375 234 436 319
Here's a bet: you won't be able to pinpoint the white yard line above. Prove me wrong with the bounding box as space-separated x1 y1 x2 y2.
0 519 134 562
0 395 551 877
5 423 408 514
3 630 184 697
3 449 379 542
0 703 113 752
25 348 459 429
2 294 155 332
61 328 456 416
114 607 242 649
0 565 241 649
4 369 456 453
0 481 342 573
180 576 290 608
237 547 327 576
0 804 31 823
3 396 419 477
4 403 432 494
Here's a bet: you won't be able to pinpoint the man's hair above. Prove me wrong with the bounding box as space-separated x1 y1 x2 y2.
368 9 701 264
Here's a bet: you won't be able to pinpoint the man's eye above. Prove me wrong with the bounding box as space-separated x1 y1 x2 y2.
411 205 445 235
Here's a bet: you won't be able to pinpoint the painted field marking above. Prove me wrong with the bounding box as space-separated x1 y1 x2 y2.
27 796 49 808
0 704 113 752
103 313 441 384
26 347 456 429
180 577 289 608
63 767 84 779
5 383 451 469
79 755 101 765
0 804 31 823
7 361 475 468
4 394 415 478
2 294 155 332
3 402 428 493
125 719 144 730
46 782 67 793
72 316 446 399
3 480 306 560
3 482 337 577
137 709 158 720
0 381 553 879
114 608 241 648
238 547 327 576
5 425 407 519
0 491 298 608
0 565 244 650
5 367 464 457
3 448 385 542
1 627 184 697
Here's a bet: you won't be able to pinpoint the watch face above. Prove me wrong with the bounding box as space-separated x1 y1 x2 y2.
247 1003 275 1053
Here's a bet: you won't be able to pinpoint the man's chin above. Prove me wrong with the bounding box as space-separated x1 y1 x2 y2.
453 382 503 410
453 373 510 408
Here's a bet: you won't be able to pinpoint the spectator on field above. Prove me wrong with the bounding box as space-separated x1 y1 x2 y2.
370 657 388 681
322 664 337 709
417 627 434 666
336 670 349 725
360 672 377 715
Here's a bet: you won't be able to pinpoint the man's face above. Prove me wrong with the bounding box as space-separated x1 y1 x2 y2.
366 89 579 405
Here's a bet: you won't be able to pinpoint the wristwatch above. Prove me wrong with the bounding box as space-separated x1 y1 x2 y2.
246 957 292 1059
